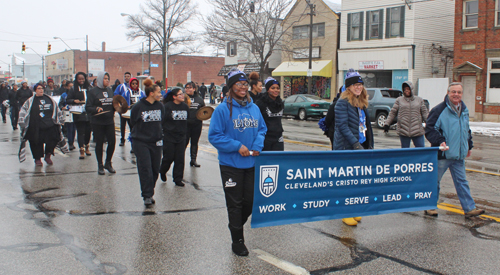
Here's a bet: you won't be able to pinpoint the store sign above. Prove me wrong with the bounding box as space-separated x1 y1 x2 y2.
359 61 384 70
57 59 68 70
251 148 438 228
88 59 105 75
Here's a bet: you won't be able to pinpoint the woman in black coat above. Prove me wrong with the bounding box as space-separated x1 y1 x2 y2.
255 77 284 151
184 82 205 167
66 72 92 159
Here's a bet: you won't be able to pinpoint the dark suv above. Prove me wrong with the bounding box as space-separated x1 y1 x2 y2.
366 88 429 128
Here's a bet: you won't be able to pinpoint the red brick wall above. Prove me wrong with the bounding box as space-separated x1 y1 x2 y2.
454 0 500 117
72 50 225 87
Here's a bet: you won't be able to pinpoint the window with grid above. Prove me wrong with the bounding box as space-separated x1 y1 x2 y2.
349 12 362 41
386 6 405 38
464 0 478 28
292 23 325 40
365 9 383 40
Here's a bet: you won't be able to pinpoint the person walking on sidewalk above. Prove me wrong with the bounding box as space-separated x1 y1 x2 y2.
18 83 64 166
86 71 116 175
67 72 92 159
130 79 165 206
255 77 284 151
159 87 189 186
185 81 205 167
384 81 428 148
59 81 76 150
208 68 267 257
424 82 485 218
334 69 374 226
17 82 33 110
114 72 132 147
0 82 9 123
8 84 19 130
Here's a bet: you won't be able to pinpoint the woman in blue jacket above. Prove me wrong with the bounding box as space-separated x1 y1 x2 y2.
208 68 267 257
334 69 374 226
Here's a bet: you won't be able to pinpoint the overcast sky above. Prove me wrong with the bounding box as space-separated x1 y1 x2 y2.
0 0 340 71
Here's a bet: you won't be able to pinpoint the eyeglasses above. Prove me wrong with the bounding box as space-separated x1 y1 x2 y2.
175 93 184 97
36 86 44 90
235 83 249 88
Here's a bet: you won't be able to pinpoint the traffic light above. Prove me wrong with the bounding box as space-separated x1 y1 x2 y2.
22 42 26 54
47 43 51 53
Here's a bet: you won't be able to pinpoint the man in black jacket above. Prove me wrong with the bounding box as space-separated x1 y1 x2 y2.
0 82 9 123
8 84 19 130
17 82 33 109
198 82 207 100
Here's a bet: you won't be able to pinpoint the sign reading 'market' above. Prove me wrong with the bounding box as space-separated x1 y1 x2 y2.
251 148 438 228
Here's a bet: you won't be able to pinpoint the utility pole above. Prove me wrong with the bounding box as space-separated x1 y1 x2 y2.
306 0 316 95
22 61 25 79
86 35 89 75
142 42 144 74
148 33 151 76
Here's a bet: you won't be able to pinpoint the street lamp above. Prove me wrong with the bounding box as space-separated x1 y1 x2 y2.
53 37 73 50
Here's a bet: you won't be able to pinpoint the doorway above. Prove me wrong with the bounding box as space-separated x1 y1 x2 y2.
462 76 476 119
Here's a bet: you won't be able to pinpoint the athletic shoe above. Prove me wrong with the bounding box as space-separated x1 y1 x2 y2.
465 208 485 217
174 181 185 187
144 197 155 206
35 159 43 166
424 209 438 217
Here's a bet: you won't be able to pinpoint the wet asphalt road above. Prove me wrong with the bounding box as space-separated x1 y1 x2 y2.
0 115 499 275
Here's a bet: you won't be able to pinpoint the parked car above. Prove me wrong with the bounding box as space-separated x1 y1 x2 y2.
283 94 330 120
366 88 429 128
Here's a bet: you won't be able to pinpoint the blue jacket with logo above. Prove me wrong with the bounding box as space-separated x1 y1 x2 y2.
209 97 267 169
114 83 146 105
425 96 473 160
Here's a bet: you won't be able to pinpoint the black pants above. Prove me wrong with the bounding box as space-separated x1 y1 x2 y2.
185 122 202 161
133 139 162 198
75 121 91 148
1 105 6 122
29 126 59 160
120 116 132 142
263 136 284 151
10 106 19 129
160 139 186 183
220 165 255 242
92 124 116 165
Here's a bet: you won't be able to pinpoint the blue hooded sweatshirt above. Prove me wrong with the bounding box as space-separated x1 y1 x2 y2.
209 97 267 169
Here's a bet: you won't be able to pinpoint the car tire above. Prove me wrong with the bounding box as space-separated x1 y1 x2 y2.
298 109 307 120
376 112 388 129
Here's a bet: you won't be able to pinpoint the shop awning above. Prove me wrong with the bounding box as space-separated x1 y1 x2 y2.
272 60 332 78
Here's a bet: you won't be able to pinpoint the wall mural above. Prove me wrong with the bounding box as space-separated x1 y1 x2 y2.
283 76 331 99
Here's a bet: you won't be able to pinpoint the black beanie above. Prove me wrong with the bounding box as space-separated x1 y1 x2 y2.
264 77 280 91
344 68 364 88
227 68 248 90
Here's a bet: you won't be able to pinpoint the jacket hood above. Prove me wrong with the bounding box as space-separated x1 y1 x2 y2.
96 71 109 89
402 81 414 97
129 77 139 91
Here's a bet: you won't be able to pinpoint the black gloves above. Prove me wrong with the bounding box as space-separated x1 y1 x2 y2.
383 125 389 133
353 142 363 150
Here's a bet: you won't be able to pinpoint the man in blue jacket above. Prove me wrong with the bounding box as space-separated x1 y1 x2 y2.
425 82 484 218
114 72 132 146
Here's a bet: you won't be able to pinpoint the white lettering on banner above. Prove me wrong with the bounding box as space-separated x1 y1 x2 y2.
345 196 369 205
286 168 324 180
303 200 330 209
390 176 412 183
328 166 372 177
394 163 433 173
415 192 432 199
376 165 391 175
383 194 401 202
285 181 333 189
259 203 286 213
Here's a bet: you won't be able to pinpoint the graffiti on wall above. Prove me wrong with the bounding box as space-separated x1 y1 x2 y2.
283 76 331 99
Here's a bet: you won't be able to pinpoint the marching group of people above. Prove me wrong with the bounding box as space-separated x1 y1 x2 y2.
1 65 485 257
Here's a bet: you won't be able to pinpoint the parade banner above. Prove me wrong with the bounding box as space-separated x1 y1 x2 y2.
251 148 438 228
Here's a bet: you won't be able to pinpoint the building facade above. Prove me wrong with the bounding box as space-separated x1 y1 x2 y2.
453 0 500 121
338 0 454 93
45 48 225 87
10 53 43 85
273 0 340 101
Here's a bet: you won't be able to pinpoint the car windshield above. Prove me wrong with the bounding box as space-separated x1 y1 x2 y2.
303 95 323 101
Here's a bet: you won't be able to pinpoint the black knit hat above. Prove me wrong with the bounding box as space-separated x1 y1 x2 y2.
264 77 280 91
344 68 363 88
227 68 248 89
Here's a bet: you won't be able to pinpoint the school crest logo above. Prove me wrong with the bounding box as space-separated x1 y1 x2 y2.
260 165 279 197
103 92 108 98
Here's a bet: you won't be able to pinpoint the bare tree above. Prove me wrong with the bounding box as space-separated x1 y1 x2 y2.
203 0 297 77
124 0 197 85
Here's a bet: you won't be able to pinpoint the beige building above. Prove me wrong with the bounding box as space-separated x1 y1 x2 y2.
273 0 340 100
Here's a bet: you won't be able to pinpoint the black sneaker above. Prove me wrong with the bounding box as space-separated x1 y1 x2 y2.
119 141 125 146
69 144 76 151
104 162 116 173
232 240 249 256
144 197 155 205
98 165 105 175
174 181 185 187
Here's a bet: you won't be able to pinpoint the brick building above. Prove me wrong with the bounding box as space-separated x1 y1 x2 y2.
453 0 500 121
45 45 225 87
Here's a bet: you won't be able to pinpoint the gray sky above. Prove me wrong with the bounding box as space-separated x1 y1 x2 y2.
0 0 340 71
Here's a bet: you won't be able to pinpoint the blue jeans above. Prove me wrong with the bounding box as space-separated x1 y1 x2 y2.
437 159 476 213
66 122 76 146
399 135 425 148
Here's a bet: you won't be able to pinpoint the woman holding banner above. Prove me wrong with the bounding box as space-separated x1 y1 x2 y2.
208 68 267 257
334 69 374 226
67 72 92 159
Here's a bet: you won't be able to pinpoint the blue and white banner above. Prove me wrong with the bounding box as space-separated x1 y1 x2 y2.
251 148 438 228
